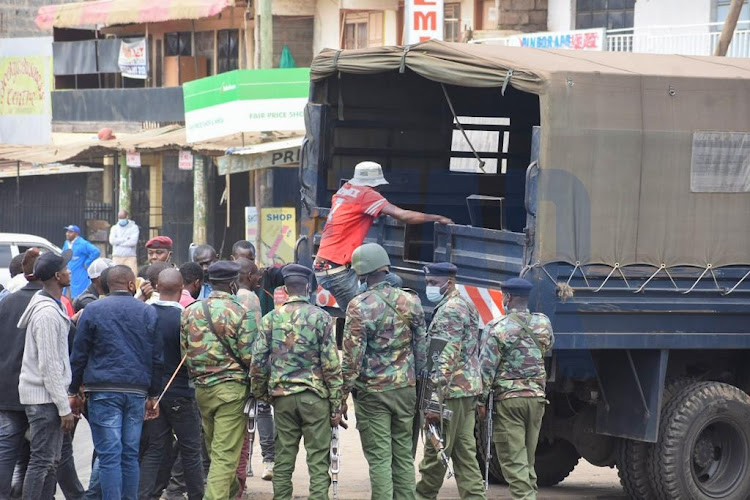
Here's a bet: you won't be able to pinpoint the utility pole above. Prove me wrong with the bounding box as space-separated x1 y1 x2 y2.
257 0 274 265
260 0 273 69
715 0 745 56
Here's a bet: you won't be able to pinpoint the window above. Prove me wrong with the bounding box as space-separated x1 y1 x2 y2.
444 3 461 42
691 131 750 193
165 32 192 56
217 30 239 73
576 0 635 30
450 117 510 175
0 244 11 269
715 0 750 25
344 13 369 49
195 31 215 75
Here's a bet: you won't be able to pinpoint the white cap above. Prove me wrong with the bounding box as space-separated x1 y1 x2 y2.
349 161 389 187
87 258 115 279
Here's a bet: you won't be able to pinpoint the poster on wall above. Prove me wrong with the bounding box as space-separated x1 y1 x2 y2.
118 38 148 79
244 206 259 253
259 207 296 267
0 37 52 145
178 150 194 170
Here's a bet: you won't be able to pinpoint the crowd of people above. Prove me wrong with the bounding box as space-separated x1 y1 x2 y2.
0 161 554 500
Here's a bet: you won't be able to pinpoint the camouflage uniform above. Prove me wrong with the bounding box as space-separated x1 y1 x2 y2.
236 287 262 326
342 281 428 500
479 308 554 500
416 289 486 500
251 295 342 500
181 290 257 500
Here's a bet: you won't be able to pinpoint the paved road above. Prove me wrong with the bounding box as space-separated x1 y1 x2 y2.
64 411 626 499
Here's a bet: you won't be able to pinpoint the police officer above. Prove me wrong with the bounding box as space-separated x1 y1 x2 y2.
181 261 257 500
478 278 554 500
341 243 428 500
250 264 343 500
416 263 486 500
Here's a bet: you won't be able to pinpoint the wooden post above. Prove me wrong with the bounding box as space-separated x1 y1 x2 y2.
260 0 273 69
193 155 208 244
715 0 745 56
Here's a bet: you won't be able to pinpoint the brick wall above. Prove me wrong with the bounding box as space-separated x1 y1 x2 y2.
0 0 54 38
499 0 548 33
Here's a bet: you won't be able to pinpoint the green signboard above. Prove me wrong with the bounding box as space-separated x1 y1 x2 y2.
183 67 310 143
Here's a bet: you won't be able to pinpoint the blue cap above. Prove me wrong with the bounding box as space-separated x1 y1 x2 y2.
500 278 534 296
282 264 313 282
207 261 240 281
64 225 81 234
424 262 458 277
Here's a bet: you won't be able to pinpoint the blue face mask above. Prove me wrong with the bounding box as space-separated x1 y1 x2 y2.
425 285 445 304
118 219 128 226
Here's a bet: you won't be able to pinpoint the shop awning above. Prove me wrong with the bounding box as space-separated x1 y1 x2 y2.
218 136 304 175
0 162 102 178
36 0 235 30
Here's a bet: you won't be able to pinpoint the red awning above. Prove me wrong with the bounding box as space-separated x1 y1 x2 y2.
36 0 235 30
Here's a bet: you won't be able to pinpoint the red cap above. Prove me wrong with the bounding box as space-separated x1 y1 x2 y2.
145 236 173 249
98 128 116 141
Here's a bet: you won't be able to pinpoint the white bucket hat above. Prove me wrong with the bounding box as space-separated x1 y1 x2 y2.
349 161 389 187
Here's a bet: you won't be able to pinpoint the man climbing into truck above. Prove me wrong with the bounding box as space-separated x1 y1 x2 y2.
314 161 453 310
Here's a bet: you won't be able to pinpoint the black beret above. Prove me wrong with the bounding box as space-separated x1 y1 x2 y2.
424 262 458 277
500 278 534 296
282 264 313 282
207 261 240 281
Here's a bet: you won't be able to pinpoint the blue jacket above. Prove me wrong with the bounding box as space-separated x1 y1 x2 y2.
62 237 100 298
70 291 163 397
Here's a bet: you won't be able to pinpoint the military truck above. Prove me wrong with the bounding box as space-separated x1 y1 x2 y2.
296 40 750 500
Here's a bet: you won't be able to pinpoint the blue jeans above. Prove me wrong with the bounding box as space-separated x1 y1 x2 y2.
87 392 146 500
23 404 63 500
0 410 27 497
317 268 402 311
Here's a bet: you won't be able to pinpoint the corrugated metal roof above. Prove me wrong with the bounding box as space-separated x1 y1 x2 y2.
0 125 295 165
36 0 235 30
0 162 102 178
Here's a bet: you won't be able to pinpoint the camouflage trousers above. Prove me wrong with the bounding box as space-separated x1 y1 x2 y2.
196 382 249 500
272 391 331 500
354 386 416 500
416 396 486 500
493 397 546 500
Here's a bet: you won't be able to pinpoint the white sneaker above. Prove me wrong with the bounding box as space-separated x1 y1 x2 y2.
262 461 274 480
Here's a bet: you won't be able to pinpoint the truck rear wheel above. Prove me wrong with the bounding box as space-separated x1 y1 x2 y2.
475 429 580 487
650 381 750 500
616 439 653 500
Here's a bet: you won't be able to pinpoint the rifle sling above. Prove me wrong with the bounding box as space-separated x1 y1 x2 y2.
201 299 249 374
507 312 543 353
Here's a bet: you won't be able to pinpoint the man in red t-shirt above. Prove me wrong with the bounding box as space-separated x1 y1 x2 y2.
314 161 453 310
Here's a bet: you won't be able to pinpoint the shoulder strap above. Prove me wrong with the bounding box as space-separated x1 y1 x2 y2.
507 312 543 352
201 299 249 373
370 289 410 325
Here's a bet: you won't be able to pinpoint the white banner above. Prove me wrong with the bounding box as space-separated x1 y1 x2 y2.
0 37 52 145
118 38 147 79
405 0 444 44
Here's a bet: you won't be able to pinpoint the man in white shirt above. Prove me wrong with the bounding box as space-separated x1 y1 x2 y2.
109 210 139 275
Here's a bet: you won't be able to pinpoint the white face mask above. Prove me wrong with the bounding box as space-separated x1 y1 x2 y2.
425 285 445 304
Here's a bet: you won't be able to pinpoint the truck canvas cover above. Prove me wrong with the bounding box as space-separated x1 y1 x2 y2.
311 40 750 270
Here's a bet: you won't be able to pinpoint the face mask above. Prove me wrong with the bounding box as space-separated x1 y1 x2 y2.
425 285 445 304
118 219 128 226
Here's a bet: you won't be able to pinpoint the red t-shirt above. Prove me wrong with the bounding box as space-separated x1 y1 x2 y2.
317 183 389 265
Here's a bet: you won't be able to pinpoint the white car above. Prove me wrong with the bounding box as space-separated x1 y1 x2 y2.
0 233 62 288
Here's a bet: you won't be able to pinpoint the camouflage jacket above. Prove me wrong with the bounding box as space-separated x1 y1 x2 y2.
236 288 262 326
250 296 343 410
479 308 554 402
341 281 428 397
429 289 482 400
181 291 257 388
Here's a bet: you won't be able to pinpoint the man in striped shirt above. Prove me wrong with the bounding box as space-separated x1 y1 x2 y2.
315 161 453 310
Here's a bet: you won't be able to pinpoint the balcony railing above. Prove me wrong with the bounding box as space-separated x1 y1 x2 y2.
607 21 750 58
52 87 185 124
472 21 750 58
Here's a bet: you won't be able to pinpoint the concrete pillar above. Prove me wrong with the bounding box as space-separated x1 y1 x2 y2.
193 155 208 244
102 156 113 205
118 155 131 216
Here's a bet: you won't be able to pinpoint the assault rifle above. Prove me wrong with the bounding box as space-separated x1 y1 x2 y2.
484 393 494 490
427 423 455 479
330 425 341 500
